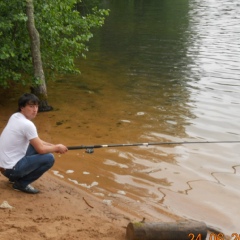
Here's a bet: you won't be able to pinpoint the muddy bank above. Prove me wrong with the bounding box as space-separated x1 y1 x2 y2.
0 172 132 240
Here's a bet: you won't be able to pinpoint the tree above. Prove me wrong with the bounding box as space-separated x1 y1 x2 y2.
0 0 109 111
26 0 50 111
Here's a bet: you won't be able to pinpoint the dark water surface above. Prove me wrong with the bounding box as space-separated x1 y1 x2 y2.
1 0 240 236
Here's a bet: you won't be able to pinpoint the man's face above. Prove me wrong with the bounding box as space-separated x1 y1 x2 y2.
21 103 38 120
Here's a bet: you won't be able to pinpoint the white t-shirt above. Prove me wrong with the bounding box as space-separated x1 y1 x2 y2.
0 112 38 168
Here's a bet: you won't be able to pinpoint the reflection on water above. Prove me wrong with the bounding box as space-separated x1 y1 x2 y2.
1 0 240 237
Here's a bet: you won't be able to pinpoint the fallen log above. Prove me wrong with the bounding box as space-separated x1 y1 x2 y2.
126 221 207 240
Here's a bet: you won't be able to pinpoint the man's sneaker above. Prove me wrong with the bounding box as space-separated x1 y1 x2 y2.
13 183 40 194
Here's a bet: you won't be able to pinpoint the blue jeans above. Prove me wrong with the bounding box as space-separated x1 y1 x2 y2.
4 145 55 187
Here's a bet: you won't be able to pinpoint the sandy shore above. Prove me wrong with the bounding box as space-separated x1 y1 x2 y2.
0 172 134 240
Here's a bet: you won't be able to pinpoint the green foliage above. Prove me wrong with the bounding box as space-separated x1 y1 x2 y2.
0 0 109 88
0 1 31 87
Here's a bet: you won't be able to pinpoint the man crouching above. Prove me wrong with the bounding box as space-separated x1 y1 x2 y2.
0 93 68 194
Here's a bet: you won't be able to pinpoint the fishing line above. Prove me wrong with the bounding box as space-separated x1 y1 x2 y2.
67 140 240 154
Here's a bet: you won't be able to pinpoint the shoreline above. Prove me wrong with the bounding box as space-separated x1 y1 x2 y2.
0 172 133 240
0 171 231 240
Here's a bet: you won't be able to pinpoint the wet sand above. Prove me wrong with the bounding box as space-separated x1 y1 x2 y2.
0 172 130 240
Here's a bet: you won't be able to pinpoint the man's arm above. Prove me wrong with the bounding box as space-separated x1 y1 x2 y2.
41 140 54 146
30 137 68 154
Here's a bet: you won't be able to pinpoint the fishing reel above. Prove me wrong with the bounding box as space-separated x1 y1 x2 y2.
85 148 94 154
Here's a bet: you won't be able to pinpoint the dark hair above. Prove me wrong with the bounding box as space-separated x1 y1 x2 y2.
18 93 40 112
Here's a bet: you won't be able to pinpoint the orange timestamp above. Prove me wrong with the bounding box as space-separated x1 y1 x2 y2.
188 232 240 240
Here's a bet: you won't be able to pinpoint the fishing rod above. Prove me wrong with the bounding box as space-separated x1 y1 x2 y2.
67 140 240 154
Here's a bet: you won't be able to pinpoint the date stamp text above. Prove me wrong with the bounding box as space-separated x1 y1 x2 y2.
189 232 240 240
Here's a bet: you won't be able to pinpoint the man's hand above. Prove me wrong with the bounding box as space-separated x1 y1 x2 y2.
30 137 68 154
56 144 68 154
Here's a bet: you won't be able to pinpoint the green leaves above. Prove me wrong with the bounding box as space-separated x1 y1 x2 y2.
0 44 15 60
0 0 109 88
0 0 31 87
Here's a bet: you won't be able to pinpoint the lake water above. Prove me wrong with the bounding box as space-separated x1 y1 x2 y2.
1 0 240 237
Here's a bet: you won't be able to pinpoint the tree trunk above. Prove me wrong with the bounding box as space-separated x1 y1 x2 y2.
26 0 53 111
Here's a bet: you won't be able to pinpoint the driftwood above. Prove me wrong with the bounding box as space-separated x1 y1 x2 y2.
126 221 207 240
